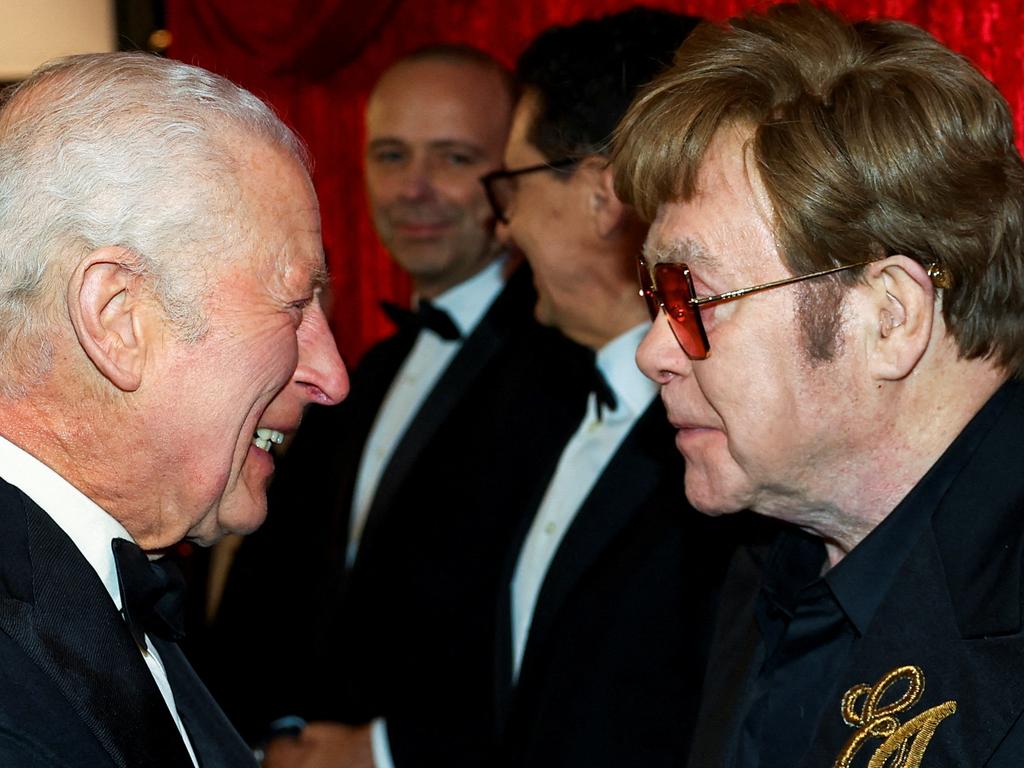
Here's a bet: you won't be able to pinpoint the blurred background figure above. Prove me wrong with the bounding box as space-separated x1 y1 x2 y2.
482 9 744 767
205 42 593 767
250 8 746 768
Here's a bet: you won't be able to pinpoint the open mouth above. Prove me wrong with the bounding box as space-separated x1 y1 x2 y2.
252 427 285 452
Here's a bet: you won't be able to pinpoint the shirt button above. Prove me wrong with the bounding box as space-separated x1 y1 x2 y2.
544 521 557 535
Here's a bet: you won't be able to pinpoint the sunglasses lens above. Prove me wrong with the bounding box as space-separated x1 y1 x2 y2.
654 263 709 359
636 258 659 320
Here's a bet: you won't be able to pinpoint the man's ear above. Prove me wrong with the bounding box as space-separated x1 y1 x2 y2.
581 157 627 239
67 247 153 392
863 254 937 381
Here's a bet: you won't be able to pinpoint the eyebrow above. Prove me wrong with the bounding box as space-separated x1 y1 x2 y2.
367 137 485 155
643 237 721 272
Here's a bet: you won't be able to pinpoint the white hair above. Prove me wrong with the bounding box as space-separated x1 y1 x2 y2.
0 52 308 395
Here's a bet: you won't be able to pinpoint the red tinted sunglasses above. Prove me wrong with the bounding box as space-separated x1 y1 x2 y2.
637 255 879 359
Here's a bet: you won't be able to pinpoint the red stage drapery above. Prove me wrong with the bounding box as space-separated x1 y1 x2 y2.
166 0 1024 366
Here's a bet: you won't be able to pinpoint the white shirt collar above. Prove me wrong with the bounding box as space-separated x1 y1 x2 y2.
596 322 658 419
0 433 132 609
420 255 507 337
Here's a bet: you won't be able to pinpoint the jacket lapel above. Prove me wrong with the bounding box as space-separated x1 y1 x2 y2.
360 267 534 559
685 541 772 768
0 487 192 768
155 639 257 767
514 403 674 686
323 327 418 560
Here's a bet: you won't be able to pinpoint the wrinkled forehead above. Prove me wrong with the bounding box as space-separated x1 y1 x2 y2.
643 126 782 280
218 138 325 284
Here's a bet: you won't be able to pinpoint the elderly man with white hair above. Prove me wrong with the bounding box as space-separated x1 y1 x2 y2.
0 53 348 767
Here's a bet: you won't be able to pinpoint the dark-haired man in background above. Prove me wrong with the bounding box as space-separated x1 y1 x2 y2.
482 8 739 767
615 4 1024 766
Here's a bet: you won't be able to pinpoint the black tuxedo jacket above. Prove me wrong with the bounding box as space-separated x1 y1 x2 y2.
314 289 594 767
0 479 254 768
687 380 1024 768
489 401 740 768
205 264 594 749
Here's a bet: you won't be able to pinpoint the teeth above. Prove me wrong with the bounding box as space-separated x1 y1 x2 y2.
253 427 285 451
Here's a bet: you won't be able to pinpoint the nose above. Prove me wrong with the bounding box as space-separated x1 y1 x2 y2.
636 313 693 385
398 155 435 201
293 300 349 406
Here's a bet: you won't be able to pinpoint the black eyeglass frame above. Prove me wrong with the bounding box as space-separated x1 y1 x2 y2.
480 157 577 224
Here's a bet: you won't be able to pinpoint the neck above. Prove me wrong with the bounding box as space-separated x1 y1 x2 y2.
782 355 1007 568
409 250 500 301
554 236 648 350
559 285 648 350
0 376 145 539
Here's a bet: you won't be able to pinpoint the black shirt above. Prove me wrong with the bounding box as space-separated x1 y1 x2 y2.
731 383 1010 768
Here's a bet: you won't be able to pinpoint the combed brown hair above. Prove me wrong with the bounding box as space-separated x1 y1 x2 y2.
614 3 1024 375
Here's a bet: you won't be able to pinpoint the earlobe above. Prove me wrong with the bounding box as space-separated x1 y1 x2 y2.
68 248 150 392
866 256 936 381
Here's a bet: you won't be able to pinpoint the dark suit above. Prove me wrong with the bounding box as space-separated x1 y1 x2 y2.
491 401 740 768
687 379 1024 768
205 263 594 755
0 478 254 768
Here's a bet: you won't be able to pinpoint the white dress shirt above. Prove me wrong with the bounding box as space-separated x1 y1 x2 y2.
0 434 199 767
510 323 656 681
347 256 507 567
348 257 507 768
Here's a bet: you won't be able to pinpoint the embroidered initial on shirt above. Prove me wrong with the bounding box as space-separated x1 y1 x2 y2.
833 665 957 768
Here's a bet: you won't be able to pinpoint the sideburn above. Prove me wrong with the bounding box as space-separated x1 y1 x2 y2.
796 276 847 365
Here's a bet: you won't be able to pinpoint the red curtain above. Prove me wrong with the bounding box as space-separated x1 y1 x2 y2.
166 0 1024 366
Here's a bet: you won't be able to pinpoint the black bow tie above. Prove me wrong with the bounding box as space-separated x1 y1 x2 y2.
591 363 618 421
381 300 462 341
111 538 186 651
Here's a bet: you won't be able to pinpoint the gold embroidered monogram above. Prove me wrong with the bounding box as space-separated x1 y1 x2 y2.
833 665 956 768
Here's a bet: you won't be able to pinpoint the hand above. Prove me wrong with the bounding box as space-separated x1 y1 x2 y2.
262 722 373 768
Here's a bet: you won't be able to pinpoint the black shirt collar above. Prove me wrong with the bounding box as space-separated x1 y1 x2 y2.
762 378 1018 637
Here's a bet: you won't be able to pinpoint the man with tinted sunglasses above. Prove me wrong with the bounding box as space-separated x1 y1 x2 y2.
615 4 1024 767
482 9 743 767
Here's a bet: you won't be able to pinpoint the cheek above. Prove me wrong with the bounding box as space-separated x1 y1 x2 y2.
365 168 399 203
463 187 496 228
513 200 560 256
239 320 301 382
689 348 786 466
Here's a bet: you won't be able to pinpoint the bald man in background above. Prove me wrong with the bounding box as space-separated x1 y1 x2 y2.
208 44 591 768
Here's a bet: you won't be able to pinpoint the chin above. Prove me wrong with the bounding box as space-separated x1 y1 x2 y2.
684 480 745 518
187 500 268 546
219 504 269 539
532 298 558 329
